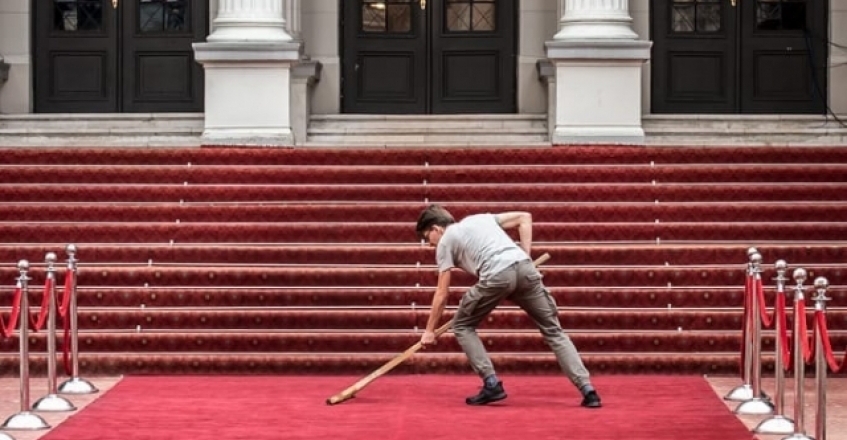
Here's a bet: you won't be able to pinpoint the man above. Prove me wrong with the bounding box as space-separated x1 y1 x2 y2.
416 204 601 407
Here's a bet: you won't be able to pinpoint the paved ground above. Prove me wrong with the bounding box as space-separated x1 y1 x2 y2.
0 375 844 439
708 375 846 440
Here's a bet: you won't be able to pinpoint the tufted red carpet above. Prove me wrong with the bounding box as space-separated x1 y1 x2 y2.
40 374 753 440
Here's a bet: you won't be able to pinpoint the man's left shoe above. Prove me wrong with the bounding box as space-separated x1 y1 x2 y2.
581 390 602 408
466 381 507 405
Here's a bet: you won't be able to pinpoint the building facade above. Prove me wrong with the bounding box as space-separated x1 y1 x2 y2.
0 0 845 145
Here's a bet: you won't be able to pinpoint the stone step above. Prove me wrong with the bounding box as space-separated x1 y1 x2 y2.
0 113 204 147
643 115 847 146
307 114 549 145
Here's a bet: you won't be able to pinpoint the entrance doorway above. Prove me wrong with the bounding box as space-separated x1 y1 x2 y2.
341 0 517 114
650 0 828 113
33 0 208 113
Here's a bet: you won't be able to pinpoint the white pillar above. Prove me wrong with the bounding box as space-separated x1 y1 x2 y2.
556 0 639 40
545 0 651 145
193 0 301 146
209 0 292 42
282 0 302 42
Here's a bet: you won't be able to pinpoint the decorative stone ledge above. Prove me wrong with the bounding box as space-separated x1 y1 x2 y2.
0 55 9 84
291 60 322 145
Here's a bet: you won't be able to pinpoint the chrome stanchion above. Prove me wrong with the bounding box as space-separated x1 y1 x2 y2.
1 260 50 431
782 268 813 440
735 252 774 415
755 259 795 434
725 247 759 402
33 252 76 412
812 277 830 440
58 244 98 394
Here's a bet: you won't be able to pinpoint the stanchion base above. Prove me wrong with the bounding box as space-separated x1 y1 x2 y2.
755 415 795 435
33 394 77 412
780 433 814 440
0 431 15 440
0 411 50 431
58 377 98 395
735 398 775 415
724 384 753 402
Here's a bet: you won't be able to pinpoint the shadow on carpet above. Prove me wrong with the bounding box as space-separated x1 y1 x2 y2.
40 374 754 440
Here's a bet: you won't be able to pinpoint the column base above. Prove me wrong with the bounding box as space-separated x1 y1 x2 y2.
546 39 652 146
201 127 294 147
193 41 301 147
552 126 645 145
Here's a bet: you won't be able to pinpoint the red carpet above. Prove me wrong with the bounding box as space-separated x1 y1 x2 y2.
41 375 754 440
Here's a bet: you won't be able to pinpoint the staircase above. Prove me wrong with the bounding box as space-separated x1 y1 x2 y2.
0 145 845 376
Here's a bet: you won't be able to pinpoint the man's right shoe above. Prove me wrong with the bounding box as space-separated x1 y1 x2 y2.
466 381 507 405
581 390 602 408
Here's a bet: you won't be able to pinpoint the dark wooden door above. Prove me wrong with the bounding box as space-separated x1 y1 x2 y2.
342 0 516 114
34 0 207 113
650 0 827 114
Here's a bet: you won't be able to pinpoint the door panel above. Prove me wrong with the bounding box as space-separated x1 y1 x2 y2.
650 0 827 114
342 0 516 114
34 0 207 113
342 0 427 113
650 0 737 113
431 0 515 113
739 0 826 113
35 0 118 112
123 0 206 112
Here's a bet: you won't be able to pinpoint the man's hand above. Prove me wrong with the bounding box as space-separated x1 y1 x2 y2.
420 330 437 347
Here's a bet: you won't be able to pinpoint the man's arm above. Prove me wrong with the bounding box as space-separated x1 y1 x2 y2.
420 269 451 346
496 211 532 256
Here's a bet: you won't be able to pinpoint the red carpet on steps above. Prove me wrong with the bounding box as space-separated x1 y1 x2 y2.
41 375 754 440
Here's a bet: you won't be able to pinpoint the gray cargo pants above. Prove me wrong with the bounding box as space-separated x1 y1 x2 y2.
452 259 591 390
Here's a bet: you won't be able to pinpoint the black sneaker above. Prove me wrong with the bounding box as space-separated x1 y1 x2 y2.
466 381 507 405
581 390 602 408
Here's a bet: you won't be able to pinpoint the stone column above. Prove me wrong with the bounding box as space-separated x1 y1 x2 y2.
193 0 301 146
282 0 302 43
545 0 651 145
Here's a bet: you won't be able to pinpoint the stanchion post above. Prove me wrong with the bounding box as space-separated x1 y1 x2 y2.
812 277 830 440
725 247 759 402
781 268 813 440
33 252 76 412
1 260 50 431
58 244 98 395
755 259 795 434
735 252 774 415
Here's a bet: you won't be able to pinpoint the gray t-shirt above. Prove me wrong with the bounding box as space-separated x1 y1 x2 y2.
436 213 530 281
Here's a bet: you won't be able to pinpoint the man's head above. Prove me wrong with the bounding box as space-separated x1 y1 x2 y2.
416 204 455 246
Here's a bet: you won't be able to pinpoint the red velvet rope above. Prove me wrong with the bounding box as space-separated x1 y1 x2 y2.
815 310 847 373
29 276 53 332
59 271 72 318
0 283 23 338
796 300 815 364
755 277 774 328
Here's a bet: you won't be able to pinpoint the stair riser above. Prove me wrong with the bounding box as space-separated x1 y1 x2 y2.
2 244 843 266
5 204 847 224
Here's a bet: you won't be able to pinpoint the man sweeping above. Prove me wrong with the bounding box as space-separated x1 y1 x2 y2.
416 204 601 408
